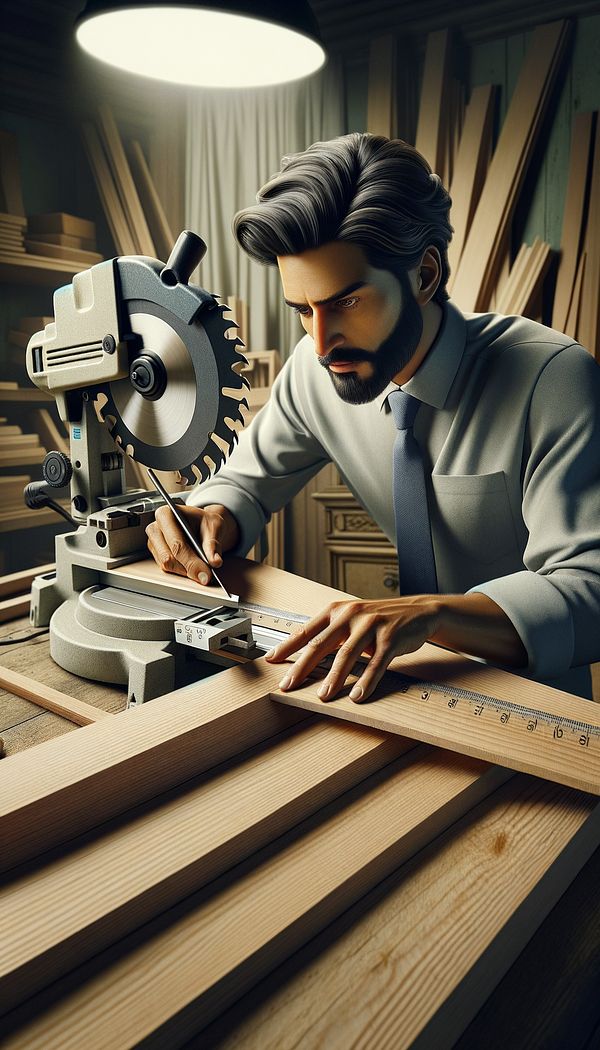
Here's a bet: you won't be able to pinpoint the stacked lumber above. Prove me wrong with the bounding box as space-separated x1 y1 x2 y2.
82 105 174 262
0 561 599 1046
450 20 571 313
0 416 45 467
0 562 53 624
0 213 26 254
25 212 102 268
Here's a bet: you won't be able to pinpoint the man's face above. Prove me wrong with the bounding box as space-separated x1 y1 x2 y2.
277 240 423 404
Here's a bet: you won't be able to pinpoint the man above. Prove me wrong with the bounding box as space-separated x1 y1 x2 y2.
146 133 600 701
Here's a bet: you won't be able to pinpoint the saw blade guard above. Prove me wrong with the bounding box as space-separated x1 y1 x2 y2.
97 232 249 486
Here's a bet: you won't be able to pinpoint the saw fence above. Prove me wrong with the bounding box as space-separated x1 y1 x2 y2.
1 560 600 1047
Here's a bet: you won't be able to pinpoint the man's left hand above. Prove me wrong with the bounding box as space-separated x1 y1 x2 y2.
265 597 442 703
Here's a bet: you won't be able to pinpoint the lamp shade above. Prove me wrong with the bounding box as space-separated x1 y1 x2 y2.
75 0 327 87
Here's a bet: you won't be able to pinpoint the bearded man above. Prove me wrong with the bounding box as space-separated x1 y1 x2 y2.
146 133 600 701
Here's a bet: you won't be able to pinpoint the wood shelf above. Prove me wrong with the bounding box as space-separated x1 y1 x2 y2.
0 503 71 534
0 251 104 287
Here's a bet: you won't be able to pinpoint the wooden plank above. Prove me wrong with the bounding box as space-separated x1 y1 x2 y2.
81 121 137 256
28 213 96 240
451 20 571 312
366 35 397 138
96 104 155 257
30 408 68 456
0 666 111 726
0 596 29 623
0 721 414 1013
128 139 174 262
271 645 600 795
415 29 452 175
0 562 54 600
0 385 52 403
447 84 496 286
0 750 511 1048
24 239 103 266
551 110 594 332
565 250 586 340
509 239 553 317
197 777 600 1050
578 113 600 360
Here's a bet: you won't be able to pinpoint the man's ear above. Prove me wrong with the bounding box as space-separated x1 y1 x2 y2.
416 248 442 304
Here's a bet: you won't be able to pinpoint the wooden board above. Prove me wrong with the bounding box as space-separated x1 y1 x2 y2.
96 104 155 257
415 29 452 175
24 239 103 266
27 232 96 251
128 139 174 262
451 20 571 312
0 595 29 623
81 121 137 257
0 750 510 1047
1 721 414 1013
196 776 600 1050
28 213 96 240
578 113 600 360
447 84 496 285
0 665 111 726
552 110 594 332
0 562 54 600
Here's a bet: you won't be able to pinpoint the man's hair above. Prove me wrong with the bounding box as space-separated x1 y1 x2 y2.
233 133 453 303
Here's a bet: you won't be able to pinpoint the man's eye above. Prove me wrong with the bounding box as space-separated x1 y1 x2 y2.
293 306 311 316
336 297 359 309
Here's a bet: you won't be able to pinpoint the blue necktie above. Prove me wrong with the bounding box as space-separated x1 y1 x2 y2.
388 388 438 595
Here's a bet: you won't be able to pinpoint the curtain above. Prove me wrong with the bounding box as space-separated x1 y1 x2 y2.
185 60 345 360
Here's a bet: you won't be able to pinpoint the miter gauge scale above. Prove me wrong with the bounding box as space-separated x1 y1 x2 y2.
25 231 258 704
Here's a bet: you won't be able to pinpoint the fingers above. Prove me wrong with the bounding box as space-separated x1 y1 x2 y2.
314 629 375 702
264 609 332 664
146 532 188 577
272 619 349 692
148 506 211 583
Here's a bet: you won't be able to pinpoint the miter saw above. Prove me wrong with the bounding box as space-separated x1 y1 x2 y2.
25 231 266 705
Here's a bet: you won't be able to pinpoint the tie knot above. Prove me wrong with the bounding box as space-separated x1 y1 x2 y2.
388 389 420 430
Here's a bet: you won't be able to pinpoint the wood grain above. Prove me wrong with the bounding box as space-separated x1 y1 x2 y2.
197 777 600 1050
0 751 510 1048
451 20 570 311
1 721 413 1013
552 110 594 332
415 29 452 175
447 83 496 284
96 104 155 257
0 665 112 726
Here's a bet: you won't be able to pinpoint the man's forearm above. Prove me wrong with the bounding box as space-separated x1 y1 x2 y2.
429 592 528 668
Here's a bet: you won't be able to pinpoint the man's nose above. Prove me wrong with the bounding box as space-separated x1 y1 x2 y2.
312 308 345 358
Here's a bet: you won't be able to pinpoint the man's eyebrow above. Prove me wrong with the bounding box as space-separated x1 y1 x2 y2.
283 281 367 310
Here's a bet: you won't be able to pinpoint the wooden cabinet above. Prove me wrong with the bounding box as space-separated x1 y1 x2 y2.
312 486 398 598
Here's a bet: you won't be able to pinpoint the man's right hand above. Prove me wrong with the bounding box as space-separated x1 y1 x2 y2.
145 503 240 585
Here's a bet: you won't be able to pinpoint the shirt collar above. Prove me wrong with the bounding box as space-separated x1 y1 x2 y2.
376 299 466 412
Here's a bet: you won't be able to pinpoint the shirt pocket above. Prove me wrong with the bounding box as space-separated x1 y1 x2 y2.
431 471 522 589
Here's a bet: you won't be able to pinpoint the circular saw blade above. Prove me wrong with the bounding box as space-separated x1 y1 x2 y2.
96 294 249 486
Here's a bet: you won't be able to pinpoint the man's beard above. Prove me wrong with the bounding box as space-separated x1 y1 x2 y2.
319 271 423 405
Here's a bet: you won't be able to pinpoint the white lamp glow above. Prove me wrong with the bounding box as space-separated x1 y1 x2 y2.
76 5 326 87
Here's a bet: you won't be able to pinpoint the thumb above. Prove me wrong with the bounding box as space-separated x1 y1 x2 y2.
200 518 224 566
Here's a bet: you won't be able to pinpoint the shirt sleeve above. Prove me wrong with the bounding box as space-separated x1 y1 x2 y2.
185 345 330 556
469 343 600 678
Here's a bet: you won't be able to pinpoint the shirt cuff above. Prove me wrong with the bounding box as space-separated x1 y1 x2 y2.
185 483 267 558
468 571 575 678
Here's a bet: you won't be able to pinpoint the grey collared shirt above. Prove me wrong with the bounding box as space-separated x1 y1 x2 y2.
189 300 600 697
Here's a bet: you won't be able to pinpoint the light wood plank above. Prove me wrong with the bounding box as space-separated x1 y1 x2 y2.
578 113 600 360
565 250 586 340
128 139 174 262
96 104 155 257
81 121 137 256
447 84 496 285
0 595 29 623
0 750 510 1048
552 110 594 332
0 720 412 1013
0 666 111 726
451 20 571 311
415 29 452 175
197 777 600 1050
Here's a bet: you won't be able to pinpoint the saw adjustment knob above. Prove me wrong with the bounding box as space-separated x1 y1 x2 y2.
43 450 73 488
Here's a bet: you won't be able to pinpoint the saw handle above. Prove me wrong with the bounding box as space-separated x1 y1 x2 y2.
160 230 207 287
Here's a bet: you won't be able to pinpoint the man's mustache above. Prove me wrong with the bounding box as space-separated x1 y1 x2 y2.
318 348 373 368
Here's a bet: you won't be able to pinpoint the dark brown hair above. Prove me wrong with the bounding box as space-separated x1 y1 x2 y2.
233 133 453 303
